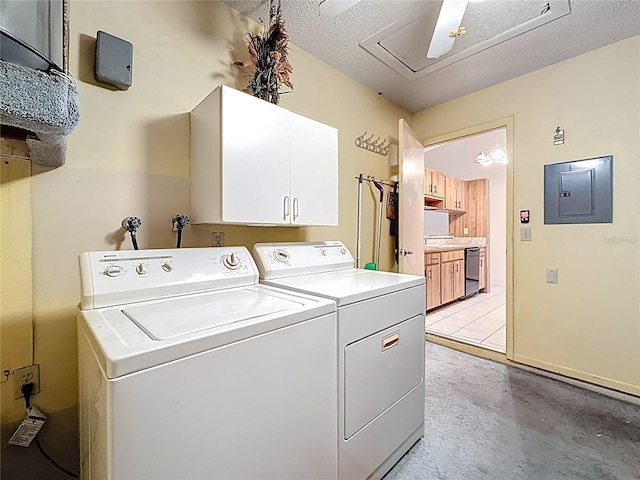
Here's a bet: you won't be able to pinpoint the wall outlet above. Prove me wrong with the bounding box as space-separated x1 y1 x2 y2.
546 269 558 284
13 364 41 400
211 232 225 247
463 227 469 235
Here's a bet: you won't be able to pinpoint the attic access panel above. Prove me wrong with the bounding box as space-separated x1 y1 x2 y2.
360 0 571 79
544 156 613 225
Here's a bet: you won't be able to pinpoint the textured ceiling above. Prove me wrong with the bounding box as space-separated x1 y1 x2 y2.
222 0 640 113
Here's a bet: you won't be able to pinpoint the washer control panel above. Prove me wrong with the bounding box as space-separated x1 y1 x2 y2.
253 241 354 280
79 247 258 309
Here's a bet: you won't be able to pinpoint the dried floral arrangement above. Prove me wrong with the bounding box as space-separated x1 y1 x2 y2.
234 0 293 105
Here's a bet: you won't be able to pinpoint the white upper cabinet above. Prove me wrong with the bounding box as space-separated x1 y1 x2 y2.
190 86 339 226
289 112 338 226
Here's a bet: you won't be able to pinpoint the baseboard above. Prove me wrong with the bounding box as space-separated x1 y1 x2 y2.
426 333 640 405
513 354 640 402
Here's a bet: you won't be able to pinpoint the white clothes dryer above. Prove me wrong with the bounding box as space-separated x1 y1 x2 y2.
78 247 338 480
252 241 426 480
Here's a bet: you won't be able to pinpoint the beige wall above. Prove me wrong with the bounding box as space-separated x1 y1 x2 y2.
1 0 410 471
1 157 34 437
414 36 640 396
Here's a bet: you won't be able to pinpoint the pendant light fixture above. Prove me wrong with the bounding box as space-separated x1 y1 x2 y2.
474 141 507 166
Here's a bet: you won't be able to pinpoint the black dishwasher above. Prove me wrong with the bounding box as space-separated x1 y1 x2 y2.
464 248 480 298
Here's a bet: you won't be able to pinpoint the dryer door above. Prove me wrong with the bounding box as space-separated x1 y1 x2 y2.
344 314 424 439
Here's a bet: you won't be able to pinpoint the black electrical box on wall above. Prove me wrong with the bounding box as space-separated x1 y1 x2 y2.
95 31 133 90
543 155 613 224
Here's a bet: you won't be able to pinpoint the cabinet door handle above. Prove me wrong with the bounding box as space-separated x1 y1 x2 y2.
454 264 459 272
480 259 483 267
292 197 299 220
450 265 454 273
283 195 290 220
434 185 437 194
427 269 432 279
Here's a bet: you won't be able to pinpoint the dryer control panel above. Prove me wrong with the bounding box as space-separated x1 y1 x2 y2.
253 241 354 280
79 247 258 310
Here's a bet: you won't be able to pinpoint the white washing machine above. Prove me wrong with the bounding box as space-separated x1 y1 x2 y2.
252 241 426 480
77 246 338 480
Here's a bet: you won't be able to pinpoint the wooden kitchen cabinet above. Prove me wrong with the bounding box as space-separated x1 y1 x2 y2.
465 179 488 236
190 85 338 226
424 168 446 198
431 170 446 198
445 176 466 212
479 247 487 291
449 178 489 239
424 168 433 195
440 249 465 305
425 253 442 310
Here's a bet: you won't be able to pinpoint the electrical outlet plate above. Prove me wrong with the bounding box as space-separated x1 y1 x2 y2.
211 232 225 247
14 365 40 400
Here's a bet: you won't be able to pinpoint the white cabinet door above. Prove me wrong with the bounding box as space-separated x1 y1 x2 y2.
221 87 291 224
289 113 338 226
191 86 339 226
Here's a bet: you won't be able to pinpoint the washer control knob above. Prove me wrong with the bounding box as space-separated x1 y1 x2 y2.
340 248 346 255
136 263 147 275
223 253 241 270
274 249 289 263
162 262 173 272
104 265 123 277
320 249 327 256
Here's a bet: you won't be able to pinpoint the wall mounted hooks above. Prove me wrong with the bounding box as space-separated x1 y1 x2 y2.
355 131 389 156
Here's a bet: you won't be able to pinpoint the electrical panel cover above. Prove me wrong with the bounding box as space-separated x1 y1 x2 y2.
544 155 612 224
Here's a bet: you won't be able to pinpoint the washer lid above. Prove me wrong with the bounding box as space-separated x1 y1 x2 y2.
79 285 336 379
122 288 300 340
263 268 424 307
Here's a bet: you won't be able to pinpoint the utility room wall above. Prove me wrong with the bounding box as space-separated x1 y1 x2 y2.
1 0 411 475
413 36 640 397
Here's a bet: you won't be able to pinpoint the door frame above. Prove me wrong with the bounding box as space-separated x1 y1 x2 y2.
421 116 514 360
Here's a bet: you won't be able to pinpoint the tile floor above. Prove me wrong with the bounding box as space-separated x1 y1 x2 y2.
425 285 506 352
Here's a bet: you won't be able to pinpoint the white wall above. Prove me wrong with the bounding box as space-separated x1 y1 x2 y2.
423 210 449 237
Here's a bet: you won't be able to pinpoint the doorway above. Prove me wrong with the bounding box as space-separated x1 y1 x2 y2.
423 127 508 353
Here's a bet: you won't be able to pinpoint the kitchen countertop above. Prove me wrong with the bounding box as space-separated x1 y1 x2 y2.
424 237 487 253
424 245 467 253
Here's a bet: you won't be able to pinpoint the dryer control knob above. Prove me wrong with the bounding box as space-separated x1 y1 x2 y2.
104 265 123 277
340 248 346 255
274 249 289 263
162 262 173 272
223 253 241 270
320 249 327 256
136 263 147 275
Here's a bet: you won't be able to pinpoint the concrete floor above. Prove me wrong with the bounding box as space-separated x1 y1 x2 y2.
385 342 640 480
4 341 639 479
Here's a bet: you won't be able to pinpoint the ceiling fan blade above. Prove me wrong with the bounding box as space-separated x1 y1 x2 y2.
427 0 469 59
319 0 362 18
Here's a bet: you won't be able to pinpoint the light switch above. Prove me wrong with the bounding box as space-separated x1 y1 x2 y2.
520 227 531 241
546 269 558 284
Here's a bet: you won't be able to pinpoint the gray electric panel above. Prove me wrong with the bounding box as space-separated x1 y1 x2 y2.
95 31 132 90
544 156 613 224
